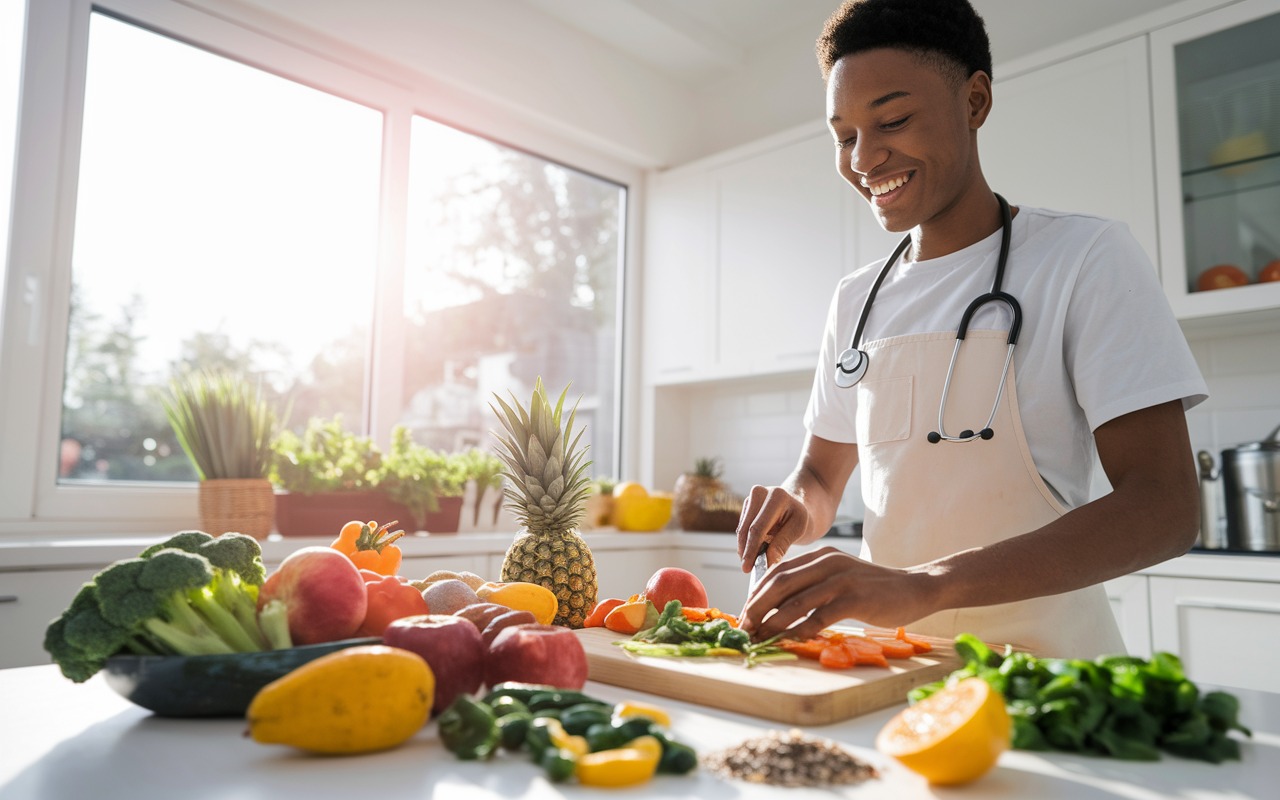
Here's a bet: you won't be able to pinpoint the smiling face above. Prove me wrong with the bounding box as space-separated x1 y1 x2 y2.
827 47 992 235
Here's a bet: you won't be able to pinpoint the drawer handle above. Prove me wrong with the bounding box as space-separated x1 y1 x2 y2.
0 596 16 604
1176 598 1280 615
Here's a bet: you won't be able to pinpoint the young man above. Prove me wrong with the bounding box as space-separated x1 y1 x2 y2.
736 0 1207 657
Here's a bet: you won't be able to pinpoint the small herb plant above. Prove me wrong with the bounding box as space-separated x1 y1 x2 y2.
269 415 382 494
162 370 277 480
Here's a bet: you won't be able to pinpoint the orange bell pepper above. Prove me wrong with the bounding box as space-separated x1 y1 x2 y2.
331 520 405 576
355 574 429 637
818 643 856 669
584 598 626 628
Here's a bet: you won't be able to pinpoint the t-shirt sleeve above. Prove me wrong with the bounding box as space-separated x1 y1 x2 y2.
804 281 859 443
1063 222 1208 431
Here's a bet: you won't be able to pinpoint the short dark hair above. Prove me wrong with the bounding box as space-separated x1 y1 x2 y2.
816 0 993 85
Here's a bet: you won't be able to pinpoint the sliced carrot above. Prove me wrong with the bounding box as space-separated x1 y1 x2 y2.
584 598 625 628
895 627 933 654
680 607 710 622
707 609 740 627
780 639 826 660
871 637 918 659
818 644 856 669
855 650 890 668
841 637 890 667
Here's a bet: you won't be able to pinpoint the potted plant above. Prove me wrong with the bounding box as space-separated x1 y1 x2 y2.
380 427 468 534
162 370 278 540
269 415 393 537
673 457 742 532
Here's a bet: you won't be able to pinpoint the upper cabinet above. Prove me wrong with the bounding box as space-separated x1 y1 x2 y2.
715 134 847 377
1152 0 1280 319
643 130 853 384
981 37 1159 268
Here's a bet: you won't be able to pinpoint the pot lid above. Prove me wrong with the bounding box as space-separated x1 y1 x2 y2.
1229 421 1280 452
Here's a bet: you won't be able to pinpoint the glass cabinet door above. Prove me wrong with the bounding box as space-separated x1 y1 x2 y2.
1176 10 1280 295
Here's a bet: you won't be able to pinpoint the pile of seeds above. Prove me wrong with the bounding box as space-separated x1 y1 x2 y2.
702 728 878 788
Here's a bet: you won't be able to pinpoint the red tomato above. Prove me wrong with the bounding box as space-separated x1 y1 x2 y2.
1197 264 1249 292
1259 260 1280 283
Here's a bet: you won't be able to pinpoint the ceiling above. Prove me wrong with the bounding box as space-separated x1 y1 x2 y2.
524 0 1187 85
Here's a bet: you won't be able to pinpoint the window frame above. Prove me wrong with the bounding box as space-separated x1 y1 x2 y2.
0 0 639 535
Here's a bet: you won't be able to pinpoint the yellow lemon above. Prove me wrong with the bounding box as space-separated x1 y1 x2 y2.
247 645 434 755
612 495 673 531
612 481 649 499
875 677 1009 785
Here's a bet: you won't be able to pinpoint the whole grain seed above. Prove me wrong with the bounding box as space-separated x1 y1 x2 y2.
702 728 878 788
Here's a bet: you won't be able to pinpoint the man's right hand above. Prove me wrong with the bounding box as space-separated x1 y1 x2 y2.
736 485 812 573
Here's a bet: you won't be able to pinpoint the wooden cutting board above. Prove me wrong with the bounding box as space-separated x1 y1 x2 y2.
575 627 963 726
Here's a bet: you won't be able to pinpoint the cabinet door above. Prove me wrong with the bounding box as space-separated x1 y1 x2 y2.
1150 576 1280 692
716 135 846 376
981 37 1159 268
644 172 714 383
0 568 101 669
590 547 670 600
1104 575 1152 658
675 547 750 611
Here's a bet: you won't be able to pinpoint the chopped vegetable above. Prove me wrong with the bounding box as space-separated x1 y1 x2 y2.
618 600 795 667
910 635 1252 764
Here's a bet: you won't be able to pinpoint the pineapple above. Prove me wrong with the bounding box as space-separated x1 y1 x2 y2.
490 378 597 628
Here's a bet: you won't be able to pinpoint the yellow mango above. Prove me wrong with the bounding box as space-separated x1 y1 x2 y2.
486 581 559 625
247 645 434 755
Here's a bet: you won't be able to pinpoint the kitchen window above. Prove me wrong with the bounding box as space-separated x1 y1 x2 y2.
0 0 631 528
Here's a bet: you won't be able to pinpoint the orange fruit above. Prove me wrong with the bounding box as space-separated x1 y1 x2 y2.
1259 260 1280 283
875 677 1009 785
1197 264 1249 291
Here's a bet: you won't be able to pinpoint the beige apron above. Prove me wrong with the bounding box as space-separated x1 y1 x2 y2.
855 328 1125 659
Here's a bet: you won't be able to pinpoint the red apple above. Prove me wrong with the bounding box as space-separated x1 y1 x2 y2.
485 623 588 690
644 567 708 610
384 614 485 714
257 546 366 646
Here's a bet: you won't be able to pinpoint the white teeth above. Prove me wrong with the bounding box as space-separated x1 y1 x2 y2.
868 173 910 196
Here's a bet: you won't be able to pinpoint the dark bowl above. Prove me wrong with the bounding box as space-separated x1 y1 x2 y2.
102 638 382 717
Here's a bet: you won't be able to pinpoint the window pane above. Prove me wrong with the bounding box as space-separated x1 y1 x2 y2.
61 13 382 483
0 0 25 312
403 117 623 477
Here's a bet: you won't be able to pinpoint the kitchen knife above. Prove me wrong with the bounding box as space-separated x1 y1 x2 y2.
748 541 769 595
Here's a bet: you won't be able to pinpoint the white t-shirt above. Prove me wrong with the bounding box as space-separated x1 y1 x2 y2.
804 205 1208 510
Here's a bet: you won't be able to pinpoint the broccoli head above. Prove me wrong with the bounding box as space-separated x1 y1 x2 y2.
138 530 214 559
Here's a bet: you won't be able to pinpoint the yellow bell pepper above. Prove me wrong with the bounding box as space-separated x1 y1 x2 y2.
612 701 671 728
575 735 662 787
544 718 588 758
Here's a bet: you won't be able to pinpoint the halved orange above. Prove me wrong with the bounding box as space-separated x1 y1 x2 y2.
875 677 1010 785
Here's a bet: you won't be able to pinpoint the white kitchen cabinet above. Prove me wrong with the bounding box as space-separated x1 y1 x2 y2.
1150 0 1280 320
1149 575 1280 692
982 36 1159 268
1104 575 1153 658
591 545 670 599
675 547 750 611
714 134 846 377
643 171 714 383
0 567 100 669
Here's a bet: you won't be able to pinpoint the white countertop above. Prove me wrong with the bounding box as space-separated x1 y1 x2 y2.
0 664 1275 799
3 529 1279 584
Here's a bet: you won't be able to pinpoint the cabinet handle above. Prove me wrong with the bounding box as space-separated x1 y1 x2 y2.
1175 598 1280 615
0 595 17 603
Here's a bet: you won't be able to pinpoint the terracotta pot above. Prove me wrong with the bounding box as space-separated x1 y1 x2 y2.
199 478 274 540
672 474 742 533
273 491 414 538
420 495 465 535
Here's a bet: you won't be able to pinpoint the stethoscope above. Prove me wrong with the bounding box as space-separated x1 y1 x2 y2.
834 194 1022 444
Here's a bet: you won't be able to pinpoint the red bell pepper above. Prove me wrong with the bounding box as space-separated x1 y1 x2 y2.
355 574 429 637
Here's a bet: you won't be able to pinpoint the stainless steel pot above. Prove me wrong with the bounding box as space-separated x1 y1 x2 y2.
1221 423 1280 552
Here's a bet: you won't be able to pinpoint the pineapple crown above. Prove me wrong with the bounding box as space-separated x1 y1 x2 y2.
693 456 723 479
489 378 593 534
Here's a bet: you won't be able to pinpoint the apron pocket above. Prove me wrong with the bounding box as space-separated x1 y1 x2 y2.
857 376 913 444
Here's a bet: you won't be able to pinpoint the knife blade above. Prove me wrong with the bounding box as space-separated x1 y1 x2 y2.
748 541 769 595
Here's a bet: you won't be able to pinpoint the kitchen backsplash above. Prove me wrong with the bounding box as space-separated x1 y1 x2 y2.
674 326 1280 523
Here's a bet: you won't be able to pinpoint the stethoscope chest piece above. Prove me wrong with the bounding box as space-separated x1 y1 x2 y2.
834 348 867 388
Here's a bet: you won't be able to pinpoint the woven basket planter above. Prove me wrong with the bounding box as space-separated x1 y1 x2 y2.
673 474 742 533
198 478 275 540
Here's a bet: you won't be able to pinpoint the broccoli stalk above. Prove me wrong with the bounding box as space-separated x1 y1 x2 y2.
257 599 293 650
44 531 280 682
